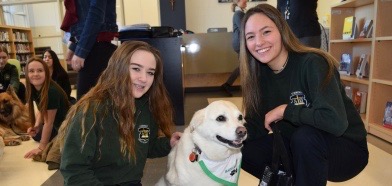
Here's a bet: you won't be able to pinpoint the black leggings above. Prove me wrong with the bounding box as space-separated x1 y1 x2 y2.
77 42 117 99
241 125 368 186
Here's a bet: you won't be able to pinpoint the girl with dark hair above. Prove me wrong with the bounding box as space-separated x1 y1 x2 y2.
240 4 368 185
43 49 73 101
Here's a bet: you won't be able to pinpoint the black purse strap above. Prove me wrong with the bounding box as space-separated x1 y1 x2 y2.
271 123 293 176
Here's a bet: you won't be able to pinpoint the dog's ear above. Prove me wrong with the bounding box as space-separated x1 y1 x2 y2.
189 108 205 133
6 86 19 100
7 85 18 97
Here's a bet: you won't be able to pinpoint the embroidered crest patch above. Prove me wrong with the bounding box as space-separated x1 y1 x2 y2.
138 125 150 143
290 91 310 107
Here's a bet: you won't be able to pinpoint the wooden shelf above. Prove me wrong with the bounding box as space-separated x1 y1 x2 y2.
331 0 392 143
330 38 372 43
372 79 392 86
0 25 35 76
341 75 369 85
368 123 392 143
332 0 374 8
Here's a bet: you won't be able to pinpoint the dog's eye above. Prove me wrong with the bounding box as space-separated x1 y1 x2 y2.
238 115 243 121
216 115 226 122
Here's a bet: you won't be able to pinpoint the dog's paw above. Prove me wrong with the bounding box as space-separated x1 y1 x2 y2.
6 139 22 146
20 135 30 141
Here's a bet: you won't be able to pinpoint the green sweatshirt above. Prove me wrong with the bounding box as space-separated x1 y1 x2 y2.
245 52 367 142
60 96 171 185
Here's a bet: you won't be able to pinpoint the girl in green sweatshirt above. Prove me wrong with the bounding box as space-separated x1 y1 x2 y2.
239 4 368 185
59 41 181 186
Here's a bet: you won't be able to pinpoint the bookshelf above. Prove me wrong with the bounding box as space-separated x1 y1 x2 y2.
0 25 35 76
330 0 392 143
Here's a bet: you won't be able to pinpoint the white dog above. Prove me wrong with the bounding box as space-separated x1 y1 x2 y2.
156 100 247 186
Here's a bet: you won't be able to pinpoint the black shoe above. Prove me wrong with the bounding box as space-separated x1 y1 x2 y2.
221 83 233 97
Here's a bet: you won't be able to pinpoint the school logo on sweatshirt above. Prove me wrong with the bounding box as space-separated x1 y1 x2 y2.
290 91 310 107
138 125 150 143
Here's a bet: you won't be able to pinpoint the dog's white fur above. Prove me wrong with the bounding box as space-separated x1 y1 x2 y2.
156 100 247 186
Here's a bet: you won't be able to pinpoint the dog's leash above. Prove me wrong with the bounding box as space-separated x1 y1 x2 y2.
10 123 29 136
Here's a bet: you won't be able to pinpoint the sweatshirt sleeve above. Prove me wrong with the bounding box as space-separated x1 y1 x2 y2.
283 55 348 136
60 113 103 186
244 112 269 140
147 136 171 158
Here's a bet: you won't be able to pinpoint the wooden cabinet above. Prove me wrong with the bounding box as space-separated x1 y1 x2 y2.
330 0 392 143
0 25 35 75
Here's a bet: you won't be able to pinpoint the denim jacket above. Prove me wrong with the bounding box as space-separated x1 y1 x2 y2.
69 0 118 59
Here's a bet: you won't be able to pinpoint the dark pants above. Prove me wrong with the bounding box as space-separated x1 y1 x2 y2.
77 42 117 99
241 126 368 186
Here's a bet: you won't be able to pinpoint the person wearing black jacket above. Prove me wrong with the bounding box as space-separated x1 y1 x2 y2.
0 46 25 103
277 0 321 48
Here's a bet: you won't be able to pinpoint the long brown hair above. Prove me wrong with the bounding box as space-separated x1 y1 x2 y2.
58 41 174 160
25 57 51 124
239 4 339 117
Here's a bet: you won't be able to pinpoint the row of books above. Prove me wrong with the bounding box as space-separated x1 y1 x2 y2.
344 87 392 129
342 16 373 40
339 53 370 78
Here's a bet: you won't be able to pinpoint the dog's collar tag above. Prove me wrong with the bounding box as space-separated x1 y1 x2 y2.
189 145 202 162
189 152 198 162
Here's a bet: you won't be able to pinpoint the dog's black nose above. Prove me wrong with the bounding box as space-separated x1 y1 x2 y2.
236 126 247 138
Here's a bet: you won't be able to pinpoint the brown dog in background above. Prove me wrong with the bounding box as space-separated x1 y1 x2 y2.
0 86 31 146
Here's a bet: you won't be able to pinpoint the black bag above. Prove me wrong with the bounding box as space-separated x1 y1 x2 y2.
259 124 294 186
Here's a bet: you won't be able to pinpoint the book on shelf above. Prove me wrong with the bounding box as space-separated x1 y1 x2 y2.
355 54 370 78
383 101 392 129
359 19 373 38
342 16 356 40
344 86 358 100
339 53 353 75
352 90 367 114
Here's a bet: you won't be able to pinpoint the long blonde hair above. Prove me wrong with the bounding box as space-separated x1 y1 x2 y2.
58 41 174 160
239 4 339 117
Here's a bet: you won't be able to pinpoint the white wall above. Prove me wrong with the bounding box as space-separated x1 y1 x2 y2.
185 0 343 33
317 0 340 27
27 2 64 58
121 0 160 27
185 0 276 33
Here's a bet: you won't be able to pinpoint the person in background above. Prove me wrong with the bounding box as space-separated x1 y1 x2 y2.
239 4 368 185
43 49 74 102
24 57 70 164
277 0 321 48
0 46 25 103
65 0 118 99
59 41 181 186
221 0 247 96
